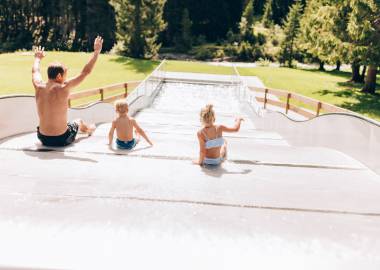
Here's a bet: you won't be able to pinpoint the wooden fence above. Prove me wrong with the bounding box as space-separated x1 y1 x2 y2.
68 81 141 108
249 86 351 119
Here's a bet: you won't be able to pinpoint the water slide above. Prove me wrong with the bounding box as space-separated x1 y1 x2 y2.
0 63 380 269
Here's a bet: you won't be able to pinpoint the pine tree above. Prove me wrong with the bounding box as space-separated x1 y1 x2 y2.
262 0 274 27
115 0 167 59
176 8 192 52
239 0 255 41
298 0 341 70
243 0 255 25
279 0 303 67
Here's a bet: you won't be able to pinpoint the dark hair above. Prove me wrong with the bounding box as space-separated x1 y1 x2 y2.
47 63 65 80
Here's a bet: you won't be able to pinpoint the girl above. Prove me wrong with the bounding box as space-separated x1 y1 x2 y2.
193 104 243 166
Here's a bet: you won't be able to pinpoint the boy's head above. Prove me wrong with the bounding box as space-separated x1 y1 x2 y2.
47 62 67 83
115 100 129 115
200 104 215 125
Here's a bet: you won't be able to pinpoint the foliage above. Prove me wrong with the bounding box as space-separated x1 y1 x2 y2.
0 0 116 52
262 0 274 27
175 8 193 52
279 0 303 67
114 0 167 59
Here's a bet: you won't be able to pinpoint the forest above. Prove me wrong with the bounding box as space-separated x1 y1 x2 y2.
0 0 379 93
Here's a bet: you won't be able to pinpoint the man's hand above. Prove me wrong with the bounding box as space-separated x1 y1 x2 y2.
94 36 103 54
34 46 45 60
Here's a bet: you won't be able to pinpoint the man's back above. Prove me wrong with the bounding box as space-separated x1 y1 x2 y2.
36 82 69 136
32 37 102 146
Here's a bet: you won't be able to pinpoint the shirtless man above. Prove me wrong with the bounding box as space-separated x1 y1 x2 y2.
32 36 103 147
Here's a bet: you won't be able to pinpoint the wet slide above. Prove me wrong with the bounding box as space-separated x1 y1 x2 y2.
0 67 380 269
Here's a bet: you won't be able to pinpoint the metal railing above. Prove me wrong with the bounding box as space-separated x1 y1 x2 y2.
126 59 167 106
232 65 263 116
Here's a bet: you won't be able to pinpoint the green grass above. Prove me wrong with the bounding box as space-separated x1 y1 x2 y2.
0 51 159 96
2 51 380 121
165 60 234 75
238 67 380 121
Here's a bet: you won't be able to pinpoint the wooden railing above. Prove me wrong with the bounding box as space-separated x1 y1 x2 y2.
68 81 141 108
249 86 351 119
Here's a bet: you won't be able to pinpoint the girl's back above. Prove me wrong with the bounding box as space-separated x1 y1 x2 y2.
200 125 224 159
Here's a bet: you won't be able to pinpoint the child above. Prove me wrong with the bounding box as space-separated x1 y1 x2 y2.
193 104 243 166
108 100 153 149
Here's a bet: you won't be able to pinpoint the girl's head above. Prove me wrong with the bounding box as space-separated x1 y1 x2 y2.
115 100 129 115
200 104 215 125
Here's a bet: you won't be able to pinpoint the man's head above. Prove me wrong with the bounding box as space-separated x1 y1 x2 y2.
115 100 129 115
47 62 67 83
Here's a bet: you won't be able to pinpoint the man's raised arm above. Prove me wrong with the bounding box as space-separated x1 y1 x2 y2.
32 46 45 89
64 36 103 91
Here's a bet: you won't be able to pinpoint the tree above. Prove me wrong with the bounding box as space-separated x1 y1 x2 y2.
262 0 274 27
115 0 167 59
175 8 192 52
298 0 342 71
346 0 380 93
279 0 303 67
239 0 255 42
242 0 255 26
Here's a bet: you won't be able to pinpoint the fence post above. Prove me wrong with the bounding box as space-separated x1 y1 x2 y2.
316 102 322 116
124 83 128 98
100 89 104 101
286 93 291 114
264 88 268 109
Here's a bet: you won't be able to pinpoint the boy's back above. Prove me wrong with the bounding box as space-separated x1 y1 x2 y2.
114 115 134 141
108 100 153 148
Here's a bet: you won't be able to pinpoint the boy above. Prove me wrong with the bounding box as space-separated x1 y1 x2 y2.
108 100 153 149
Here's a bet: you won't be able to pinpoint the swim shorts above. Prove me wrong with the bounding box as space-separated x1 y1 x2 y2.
37 122 79 147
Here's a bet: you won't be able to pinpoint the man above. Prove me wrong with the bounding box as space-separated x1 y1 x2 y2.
32 36 103 147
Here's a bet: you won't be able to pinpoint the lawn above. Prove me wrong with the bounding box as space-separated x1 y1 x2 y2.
0 51 159 96
1 51 380 121
238 67 380 121
164 60 234 75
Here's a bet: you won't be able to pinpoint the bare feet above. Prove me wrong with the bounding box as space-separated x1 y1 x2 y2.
75 119 96 136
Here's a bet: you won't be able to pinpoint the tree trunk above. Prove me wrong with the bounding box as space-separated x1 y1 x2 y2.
362 65 377 94
335 60 341 71
361 65 367 82
351 62 363 83
319 61 325 71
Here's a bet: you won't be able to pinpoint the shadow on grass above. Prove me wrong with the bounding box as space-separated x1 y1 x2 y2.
315 88 380 119
110 56 159 74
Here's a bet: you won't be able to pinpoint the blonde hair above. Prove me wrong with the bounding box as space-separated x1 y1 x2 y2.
200 104 215 125
114 99 128 115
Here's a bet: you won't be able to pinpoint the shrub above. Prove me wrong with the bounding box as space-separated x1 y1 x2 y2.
194 35 207 46
237 41 253 61
257 33 266 46
195 47 215 60
256 58 271 66
215 49 225 59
